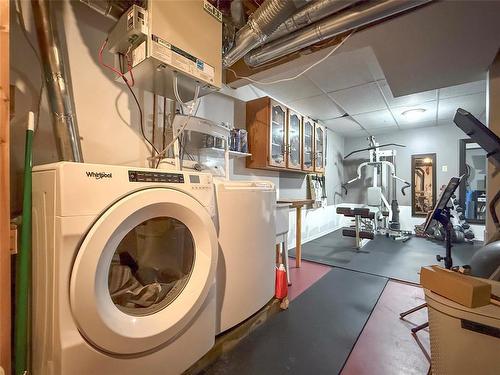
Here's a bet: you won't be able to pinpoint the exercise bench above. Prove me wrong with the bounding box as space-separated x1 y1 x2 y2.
337 207 375 250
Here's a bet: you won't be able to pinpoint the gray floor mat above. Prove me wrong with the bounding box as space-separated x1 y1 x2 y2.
203 268 388 375
290 229 482 283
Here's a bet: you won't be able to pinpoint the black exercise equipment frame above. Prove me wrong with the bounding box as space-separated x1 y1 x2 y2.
423 176 462 269
432 207 454 269
344 143 406 159
399 176 462 334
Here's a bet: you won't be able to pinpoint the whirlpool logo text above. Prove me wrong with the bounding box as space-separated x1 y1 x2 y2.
85 171 113 180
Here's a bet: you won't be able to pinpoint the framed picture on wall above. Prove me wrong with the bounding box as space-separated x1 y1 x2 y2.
411 153 437 217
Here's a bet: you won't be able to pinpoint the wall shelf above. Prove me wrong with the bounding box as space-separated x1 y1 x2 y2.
228 150 252 158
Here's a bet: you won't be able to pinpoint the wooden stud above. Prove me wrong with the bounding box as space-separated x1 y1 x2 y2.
0 1 11 372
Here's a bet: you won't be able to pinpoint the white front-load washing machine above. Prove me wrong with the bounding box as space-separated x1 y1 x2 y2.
31 162 218 375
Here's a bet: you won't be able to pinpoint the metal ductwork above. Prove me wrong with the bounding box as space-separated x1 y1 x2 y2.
32 0 84 162
266 0 360 44
223 0 309 68
245 0 433 67
78 0 141 21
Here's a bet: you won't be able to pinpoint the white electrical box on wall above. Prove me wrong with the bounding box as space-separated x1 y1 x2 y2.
108 0 222 100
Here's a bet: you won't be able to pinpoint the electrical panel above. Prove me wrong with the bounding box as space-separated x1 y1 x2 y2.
107 0 222 100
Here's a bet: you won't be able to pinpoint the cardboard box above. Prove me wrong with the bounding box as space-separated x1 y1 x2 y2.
420 266 491 308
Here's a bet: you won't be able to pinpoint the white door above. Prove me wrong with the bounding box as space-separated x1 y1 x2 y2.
70 188 217 355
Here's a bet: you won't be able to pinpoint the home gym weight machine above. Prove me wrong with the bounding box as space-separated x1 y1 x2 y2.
339 137 412 247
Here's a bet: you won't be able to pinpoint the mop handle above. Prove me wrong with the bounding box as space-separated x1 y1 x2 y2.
15 112 34 375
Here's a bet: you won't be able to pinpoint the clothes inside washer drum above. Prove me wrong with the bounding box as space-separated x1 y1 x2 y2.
109 264 175 308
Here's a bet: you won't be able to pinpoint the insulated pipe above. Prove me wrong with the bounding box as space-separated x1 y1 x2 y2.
223 0 309 68
245 0 433 67
32 0 84 162
266 0 360 44
78 0 134 21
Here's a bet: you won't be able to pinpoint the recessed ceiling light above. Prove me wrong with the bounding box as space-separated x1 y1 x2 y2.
402 108 426 122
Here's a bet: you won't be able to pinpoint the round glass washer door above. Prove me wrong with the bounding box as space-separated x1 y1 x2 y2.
70 188 217 355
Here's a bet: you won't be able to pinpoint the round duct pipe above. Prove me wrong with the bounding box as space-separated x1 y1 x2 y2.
245 0 433 68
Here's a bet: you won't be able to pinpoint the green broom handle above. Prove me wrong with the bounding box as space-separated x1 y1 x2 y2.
15 112 34 375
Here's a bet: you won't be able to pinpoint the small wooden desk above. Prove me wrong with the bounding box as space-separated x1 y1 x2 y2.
277 199 314 268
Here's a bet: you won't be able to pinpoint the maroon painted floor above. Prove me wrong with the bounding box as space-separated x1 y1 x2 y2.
341 280 430 375
287 259 430 375
287 259 331 301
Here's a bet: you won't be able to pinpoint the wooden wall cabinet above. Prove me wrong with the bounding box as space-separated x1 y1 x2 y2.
247 97 284 170
314 123 326 173
287 109 302 170
246 97 325 174
302 118 315 172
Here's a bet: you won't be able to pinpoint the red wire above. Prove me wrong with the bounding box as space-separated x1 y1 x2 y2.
98 39 134 86
126 53 135 87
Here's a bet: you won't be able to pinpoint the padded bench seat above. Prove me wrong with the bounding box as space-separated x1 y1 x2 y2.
342 228 375 240
336 207 375 220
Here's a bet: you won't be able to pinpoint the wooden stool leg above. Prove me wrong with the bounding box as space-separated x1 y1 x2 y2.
295 206 302 268
282 238 291 285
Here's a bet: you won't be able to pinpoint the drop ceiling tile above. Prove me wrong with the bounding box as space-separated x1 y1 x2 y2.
367 127 400 136
399 120 437 130
378 80 437 108
438 92 486 122
342 129 369 138
254 74 323 104
392 101 437 127
288 94 345 120
327 82 387 115
352 109 397 129
305 47 384 93
323 116 362 134
439 80 486 99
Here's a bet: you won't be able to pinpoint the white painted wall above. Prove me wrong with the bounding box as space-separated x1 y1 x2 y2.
285 204 351 249
10 1 345 243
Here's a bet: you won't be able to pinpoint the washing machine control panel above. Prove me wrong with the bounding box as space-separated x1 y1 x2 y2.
128 170 185 183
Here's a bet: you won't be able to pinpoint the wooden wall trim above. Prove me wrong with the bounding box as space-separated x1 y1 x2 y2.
0 0 11 373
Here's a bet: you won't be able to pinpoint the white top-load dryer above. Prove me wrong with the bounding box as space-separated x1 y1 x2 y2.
214 180 276 333
31 162 218 375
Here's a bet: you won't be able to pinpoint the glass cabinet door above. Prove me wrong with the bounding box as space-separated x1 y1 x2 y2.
287 111 302 170
314 123 325 172
302 119 314 171
269 101 287 167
